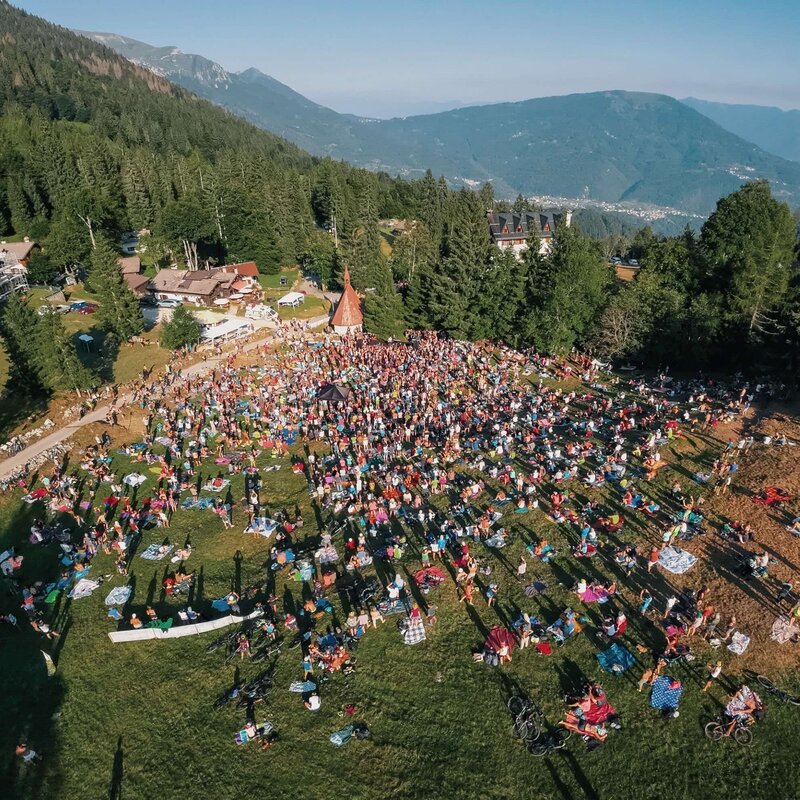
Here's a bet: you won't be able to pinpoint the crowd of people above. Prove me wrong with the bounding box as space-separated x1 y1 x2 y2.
4 328 796 762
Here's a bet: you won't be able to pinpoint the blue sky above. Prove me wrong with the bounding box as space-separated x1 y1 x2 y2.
14 0 800 117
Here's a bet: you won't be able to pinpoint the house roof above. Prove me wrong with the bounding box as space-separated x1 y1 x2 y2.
331 265 363 329
487 210 566 241
123 273 150 295
222 261 259 278
0 241 37 261
151 269 235 297
118 255 142 274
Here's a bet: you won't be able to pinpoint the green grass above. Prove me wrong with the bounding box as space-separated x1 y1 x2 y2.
277 295 329 320
1 378 798 800
259 268 299 290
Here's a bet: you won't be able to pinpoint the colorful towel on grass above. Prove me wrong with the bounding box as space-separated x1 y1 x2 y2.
579 587 610 603
104 586 132 606
728 631 750 655
770 616 800 644
330 725 354 746
658 546 697 574
596 643 635 674
181 497 215 510
140 543 174 561
650 675 683 710
122 473 146 487
68 578 100 599
244 517 278 537
399 617 427 646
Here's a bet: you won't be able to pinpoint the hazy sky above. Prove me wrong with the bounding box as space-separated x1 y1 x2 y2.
14 0 800 117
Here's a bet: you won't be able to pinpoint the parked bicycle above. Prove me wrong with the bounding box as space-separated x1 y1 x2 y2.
704 715 754 745
528 727 571 756
754 674 800 706
508 696 544 742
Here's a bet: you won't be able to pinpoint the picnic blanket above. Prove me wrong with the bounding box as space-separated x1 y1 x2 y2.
234 721 272 745
650 675 683 710
244 517 278 537
485 625 515 653
399 617 427 645
330 725 354 747
770 616 800 644
316 544 339 564
140 543 174 561
181 497 214 510
485 531 508 548
203 479 230 493
658 546 697 574
104 586 132 606
122 473 147 487
579 586 611 604
68 578 100 599
289 680 317 693
596 643 635 674
413 566 447 586
727 631 750 655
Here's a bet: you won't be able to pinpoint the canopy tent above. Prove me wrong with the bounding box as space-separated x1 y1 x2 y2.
200 318 253 343
277 291 305 307
317 383 351 403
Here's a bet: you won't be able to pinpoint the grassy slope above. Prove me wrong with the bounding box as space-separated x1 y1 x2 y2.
1 380 798 800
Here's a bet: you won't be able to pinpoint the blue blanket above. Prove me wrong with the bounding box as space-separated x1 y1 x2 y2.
650 675 683 710
596 642 635 674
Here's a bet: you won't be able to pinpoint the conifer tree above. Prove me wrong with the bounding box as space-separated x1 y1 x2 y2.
89 234 145 341
0 292 45 392
33 310 98 393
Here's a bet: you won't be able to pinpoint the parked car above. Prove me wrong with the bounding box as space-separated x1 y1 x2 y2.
78 304 97 315
139 296 156 307
155 298 182 308
69 301 91 312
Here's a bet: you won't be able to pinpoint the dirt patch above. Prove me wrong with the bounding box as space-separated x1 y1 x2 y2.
677 403 800 675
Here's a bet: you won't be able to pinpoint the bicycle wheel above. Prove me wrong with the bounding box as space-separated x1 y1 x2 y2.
513 716 531 740
528 741 550 757
553 727 572 743
523 716 541 742
787 694 800 707
507 696 526 717
756 675 775 691
704 722 724 742
734 726 753 746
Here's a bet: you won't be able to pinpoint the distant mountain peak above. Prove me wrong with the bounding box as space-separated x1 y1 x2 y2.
76 29 800 213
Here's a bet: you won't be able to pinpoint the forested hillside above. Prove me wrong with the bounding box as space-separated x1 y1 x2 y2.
0 2 798 387
0 1 415 281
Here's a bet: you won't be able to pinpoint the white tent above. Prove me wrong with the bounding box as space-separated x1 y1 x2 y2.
277 291 305 307
200 318 253 343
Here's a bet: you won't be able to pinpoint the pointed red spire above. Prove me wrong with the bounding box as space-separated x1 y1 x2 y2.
331 265 363 330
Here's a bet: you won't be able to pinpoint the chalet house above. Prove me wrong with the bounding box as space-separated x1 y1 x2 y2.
487 209 571 258
123 273 151 298
118 256 142 275
0 238 39 266
0 242 31 301
222 261 259 279
150 269 236 306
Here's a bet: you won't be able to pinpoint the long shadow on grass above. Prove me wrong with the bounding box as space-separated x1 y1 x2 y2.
108 735 123 800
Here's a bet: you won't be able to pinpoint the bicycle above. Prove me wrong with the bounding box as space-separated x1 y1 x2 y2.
528 727 571 756
755 674 800 706
252 642 281 663
704 715 754 746
508 696 543 742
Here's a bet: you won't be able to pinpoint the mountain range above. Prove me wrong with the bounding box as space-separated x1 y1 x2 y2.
77 31 800 216
681 97 800 164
